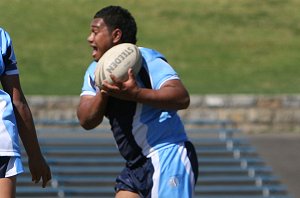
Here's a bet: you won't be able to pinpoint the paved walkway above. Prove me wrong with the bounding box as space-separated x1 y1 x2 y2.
244 133 300 198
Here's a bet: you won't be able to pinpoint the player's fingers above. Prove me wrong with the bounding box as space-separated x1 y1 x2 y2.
100 89 108 94
101 83 118 96
110 74 117 82
42 172 51 188
101 80 111 90
128 68 135 80
110 74 120 83
110 74 123 88
30 170 37 182
33 175 41 184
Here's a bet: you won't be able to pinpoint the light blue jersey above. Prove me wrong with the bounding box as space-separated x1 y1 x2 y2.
81 47 198 197
0 27 21 157
81 47 188 161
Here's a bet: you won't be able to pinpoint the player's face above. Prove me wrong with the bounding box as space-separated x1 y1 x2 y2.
88 18 114 61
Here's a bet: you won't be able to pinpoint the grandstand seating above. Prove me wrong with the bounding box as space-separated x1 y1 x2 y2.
16 119 292 198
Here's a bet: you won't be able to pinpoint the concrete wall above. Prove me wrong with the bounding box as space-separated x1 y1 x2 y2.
26 95 300 133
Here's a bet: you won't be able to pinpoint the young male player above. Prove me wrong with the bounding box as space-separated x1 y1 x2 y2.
0 27 52 197
77 6 198 198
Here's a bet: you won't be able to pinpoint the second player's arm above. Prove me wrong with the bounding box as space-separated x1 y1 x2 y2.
0 74 52 188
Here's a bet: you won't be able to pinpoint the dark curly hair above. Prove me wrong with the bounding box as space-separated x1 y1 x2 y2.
94 5 137 44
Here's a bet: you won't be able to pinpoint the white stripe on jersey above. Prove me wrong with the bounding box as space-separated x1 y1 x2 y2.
178 143 195 197
0 99 14 156
150 150 160 197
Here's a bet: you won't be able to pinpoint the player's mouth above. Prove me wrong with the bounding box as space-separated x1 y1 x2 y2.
91 46 99 59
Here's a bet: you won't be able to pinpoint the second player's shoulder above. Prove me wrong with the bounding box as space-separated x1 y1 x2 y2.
0 27 6 35
0 27 11 43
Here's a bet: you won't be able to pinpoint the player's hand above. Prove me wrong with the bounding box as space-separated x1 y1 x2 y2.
101 68 140 101
28 155 52 188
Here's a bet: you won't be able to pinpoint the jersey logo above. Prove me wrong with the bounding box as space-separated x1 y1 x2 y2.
88 74 96 91
168 176 180 188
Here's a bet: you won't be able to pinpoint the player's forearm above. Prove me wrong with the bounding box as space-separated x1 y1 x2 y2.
135 86 190 110
13 101 43 158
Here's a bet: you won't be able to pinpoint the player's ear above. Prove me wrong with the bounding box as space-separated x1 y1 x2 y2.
112 28 122 44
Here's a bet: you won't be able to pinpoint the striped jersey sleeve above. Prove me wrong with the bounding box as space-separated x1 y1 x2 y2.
0 28 19 76
80 61 99 96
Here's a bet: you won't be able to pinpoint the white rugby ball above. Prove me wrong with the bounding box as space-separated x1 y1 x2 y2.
94 43 142 87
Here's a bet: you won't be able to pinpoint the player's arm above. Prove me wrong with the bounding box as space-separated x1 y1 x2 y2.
0 74 51 188
102 69 190 110
135 78 190 110
77 91 109 130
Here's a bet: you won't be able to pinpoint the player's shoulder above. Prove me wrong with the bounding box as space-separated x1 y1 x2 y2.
86 61 97 72
138 47 167 63
0 27 5 34
0 27 11 48
0 27 10 38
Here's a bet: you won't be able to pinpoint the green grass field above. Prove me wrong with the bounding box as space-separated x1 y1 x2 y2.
1 0 300 95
